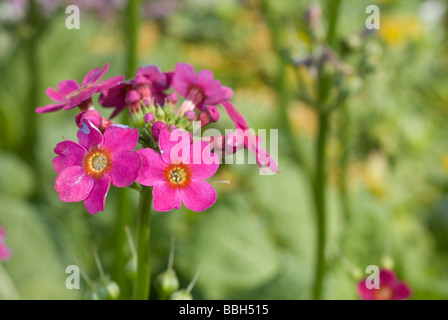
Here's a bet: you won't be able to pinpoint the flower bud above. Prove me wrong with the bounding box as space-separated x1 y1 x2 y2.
198 106 220 127
105 280 120 300
170 289 193 300
75 110 101 129
156 268 179 300
144 112 156 124
125 256 138 280
184 110 196 122
151 121 168 141
166 92 178 105
125 90 142 114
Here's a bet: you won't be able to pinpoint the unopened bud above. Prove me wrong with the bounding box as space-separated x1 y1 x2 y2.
156 268 179 300
125 90 142 114
125 256 138 280
151 121 168 141
144 112 156 124
170 289 193 300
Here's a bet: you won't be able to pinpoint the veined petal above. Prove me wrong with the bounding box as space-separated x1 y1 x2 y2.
82 63 109 86
103 125 139 153
77 120 104 150
137 148 166 186
180 179 216 212
153 182 181 212
84 175 111 214
189 141 219 179
35 103 66 114
109 150 142 187
55 166 94 203
53 140 87 174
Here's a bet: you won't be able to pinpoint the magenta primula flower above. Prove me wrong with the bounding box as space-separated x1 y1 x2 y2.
53 120 141 214
172 62 233 112
137 128 220 212
220 101 278 174
358 269 411 300
0 226 11 261
36 63 124 114
99 65 172 118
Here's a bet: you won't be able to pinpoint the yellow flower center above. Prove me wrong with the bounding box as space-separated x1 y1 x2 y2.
164 163 192 189
83 147 112 179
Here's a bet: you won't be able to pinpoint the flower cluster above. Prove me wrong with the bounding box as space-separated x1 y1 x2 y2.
37 62 278 214
0 226 11 261
358 269 411 300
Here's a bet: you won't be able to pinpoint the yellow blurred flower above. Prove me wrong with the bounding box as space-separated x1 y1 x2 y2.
442 154 448 173
138 21 160 56
182 44 226 71
287 101 317 138
362 151 388 197
379 15 423 46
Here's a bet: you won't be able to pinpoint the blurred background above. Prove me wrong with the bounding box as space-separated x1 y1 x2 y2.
1 0 448 300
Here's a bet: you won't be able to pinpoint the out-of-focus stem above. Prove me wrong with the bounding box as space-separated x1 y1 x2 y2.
125 0 140 78
311 0 343 300
134 186 153 300
23 0 40 172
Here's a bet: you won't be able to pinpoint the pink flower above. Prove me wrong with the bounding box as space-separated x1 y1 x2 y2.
36 63 124 114
99 65 171 117
358 269 411 300
221 101 278 174
0 226 11 261
75 110 113 133
172 63 233 112
53 120 141 214
137 129 220 212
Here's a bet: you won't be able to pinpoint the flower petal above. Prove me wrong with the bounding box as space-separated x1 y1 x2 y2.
55 166 94 203
189 141 219 179
53 140 87 174
392 282 412 300
83 175 111 214
172 63 197 97
82 63 109 86
379 269 396 287
180 180 217 212
109 150 142 187
103 125 139 154
0 243 11 261
57 79 80 95
221 101 248 130
77 120 104 150
357 280 375 300
94 75 126 92
159 128 191 155
153 182 181 212
35 103 66 114
137 148 166 186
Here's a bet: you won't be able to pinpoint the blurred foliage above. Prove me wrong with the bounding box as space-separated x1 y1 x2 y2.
1 0 448 300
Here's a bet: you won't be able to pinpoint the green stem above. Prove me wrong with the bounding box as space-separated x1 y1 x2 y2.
338 103 351 224
312 111 329 300
125 0 140 78
311 0 343 300
134 186 153 300
23 0 40 172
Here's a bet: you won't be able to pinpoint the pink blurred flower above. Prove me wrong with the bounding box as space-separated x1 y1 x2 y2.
221 101 278 174
36 63 124 114
172 63 233 112
137 128 219 212
0 226 11 261
53 120 141 214
358 269 411 300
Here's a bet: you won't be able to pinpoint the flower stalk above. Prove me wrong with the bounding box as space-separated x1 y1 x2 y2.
134 185 153 300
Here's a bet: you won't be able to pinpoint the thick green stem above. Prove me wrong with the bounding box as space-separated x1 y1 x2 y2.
311 0 343 300
23 0 40 172
134 186 153 300
125 0 140 78
312 111 329 300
